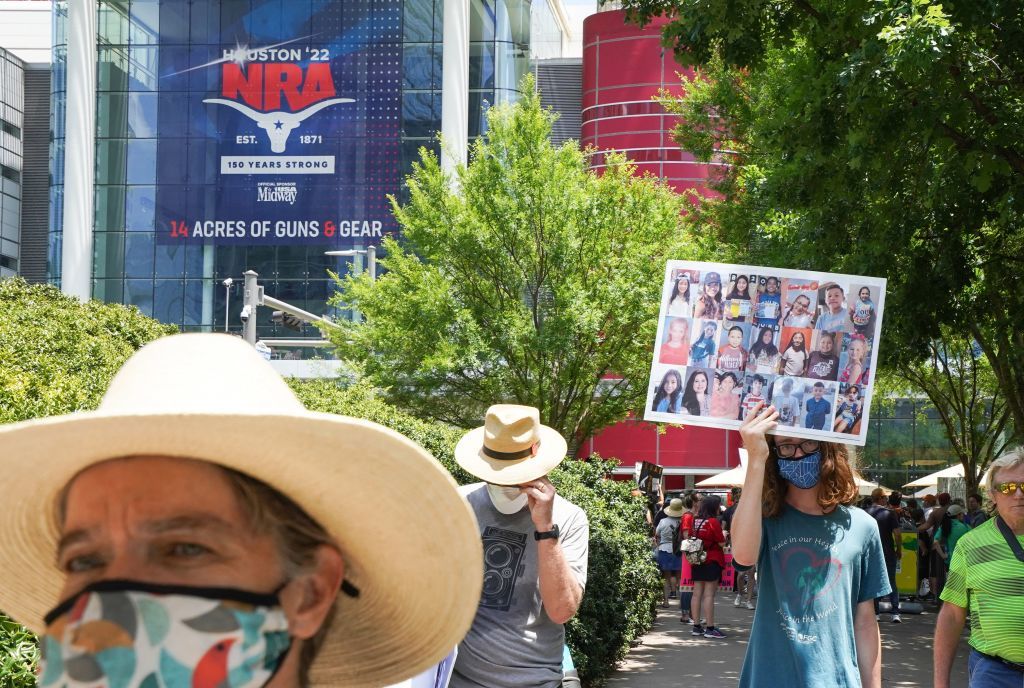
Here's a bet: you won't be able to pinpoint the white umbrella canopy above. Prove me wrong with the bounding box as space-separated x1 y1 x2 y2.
696 465 747 488
903 463 963 489
854 476 897 496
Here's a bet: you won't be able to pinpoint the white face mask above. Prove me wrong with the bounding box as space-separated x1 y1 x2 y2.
486 483 528 514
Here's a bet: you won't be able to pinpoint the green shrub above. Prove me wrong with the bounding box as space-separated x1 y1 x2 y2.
0 616 37 688
0 277 175 686
0 278 176 423
551 458 661 686
289 379 660 686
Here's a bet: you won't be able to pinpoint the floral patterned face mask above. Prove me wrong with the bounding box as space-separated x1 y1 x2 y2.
39 581 292 688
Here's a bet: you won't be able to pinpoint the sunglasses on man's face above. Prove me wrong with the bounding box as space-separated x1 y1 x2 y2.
995 482 1024 496
774 440 820 460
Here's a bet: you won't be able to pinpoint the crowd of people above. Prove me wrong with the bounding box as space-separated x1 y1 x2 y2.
0 334 1021 688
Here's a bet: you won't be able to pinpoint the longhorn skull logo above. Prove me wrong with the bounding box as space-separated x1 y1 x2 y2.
203 97 354 153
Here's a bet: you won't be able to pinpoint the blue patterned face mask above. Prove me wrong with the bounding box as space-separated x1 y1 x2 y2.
39 581 291 688
777 451 822 489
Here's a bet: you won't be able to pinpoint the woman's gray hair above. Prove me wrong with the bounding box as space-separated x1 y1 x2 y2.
985 448 1024 492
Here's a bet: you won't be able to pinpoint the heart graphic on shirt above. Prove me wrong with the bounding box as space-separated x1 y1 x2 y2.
778 545 843 606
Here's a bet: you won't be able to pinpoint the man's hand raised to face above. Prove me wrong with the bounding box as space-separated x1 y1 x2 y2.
521 477 557 531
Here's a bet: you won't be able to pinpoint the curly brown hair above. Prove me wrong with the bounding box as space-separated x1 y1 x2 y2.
761 439 859 518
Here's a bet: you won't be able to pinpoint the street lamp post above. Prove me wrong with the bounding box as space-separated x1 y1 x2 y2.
222 277 233 333
325 245 376 280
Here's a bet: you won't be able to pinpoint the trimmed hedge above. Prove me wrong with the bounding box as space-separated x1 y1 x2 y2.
290 379 660 686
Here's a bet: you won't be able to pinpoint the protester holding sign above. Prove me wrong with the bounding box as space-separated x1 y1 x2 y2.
732 403 889 688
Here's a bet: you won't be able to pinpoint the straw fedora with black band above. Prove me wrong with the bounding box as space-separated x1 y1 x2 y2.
0 333 483 688
455 404 568 485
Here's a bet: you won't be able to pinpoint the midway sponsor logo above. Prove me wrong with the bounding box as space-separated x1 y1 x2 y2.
257 182 299 204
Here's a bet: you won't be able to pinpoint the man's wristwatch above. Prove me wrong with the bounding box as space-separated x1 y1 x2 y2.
534 524 560 541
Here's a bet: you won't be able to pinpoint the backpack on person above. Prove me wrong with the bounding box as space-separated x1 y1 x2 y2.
671 522 683 556
679 518 708 565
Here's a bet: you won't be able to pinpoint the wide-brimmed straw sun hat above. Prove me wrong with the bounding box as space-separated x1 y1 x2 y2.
0 333 483 687
664 498 685 518
455 404 567 485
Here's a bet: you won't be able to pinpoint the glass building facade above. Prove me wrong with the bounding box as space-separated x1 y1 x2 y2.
49 0 531 346
0 48 25 278
860 398 958 489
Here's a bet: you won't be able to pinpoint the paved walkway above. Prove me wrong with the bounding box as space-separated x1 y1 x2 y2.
607 594 970 687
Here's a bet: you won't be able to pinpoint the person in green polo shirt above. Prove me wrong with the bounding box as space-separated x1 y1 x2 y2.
933 449 1024 687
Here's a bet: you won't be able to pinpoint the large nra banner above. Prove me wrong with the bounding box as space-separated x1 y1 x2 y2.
644 261 887 446
154 2 401 245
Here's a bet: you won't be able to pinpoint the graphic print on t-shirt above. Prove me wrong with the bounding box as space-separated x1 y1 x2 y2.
771 536 844 644
481 526 528 611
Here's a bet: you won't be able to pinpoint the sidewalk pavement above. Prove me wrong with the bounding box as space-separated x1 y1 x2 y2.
606 594 970 687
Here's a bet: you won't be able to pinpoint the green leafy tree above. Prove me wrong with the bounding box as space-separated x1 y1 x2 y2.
875 327 1012 495
621 0 1024 438
0 277 175 685
327 75 691 448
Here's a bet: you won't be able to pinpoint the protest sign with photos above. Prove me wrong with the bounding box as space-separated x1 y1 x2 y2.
645 261 886 446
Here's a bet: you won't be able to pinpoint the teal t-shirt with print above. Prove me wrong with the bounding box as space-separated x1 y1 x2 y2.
738 504 890 688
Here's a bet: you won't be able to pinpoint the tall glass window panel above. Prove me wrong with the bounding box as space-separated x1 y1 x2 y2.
97 47 130 92
126 139 157 184
125 279 154 316
125 233 155 277
128 1 160 45
128 46 160 92
96 139 128 185
402 92 437 139
403 44 433 90
153 279 184 323
125 185 156 231
97 93 129 138
470 0 496 41
127 93 158 137
155 242 185 278
469 42 495 90
404 0 433 41
93 231 125 279
93 278 124 303
98 2 130 45
183 280 205 326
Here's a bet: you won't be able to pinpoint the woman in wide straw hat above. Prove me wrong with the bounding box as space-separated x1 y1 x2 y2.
0 333 483 688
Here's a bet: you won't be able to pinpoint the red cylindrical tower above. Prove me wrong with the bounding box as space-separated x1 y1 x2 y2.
580 9 738 489
582 9 715 195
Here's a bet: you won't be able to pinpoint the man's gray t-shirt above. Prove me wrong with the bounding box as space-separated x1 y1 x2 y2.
452 483 589 688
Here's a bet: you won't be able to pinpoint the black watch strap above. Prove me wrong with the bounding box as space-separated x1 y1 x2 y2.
534 524 560 541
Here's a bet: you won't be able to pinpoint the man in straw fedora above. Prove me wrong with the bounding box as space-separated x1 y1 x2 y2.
450 405 589 688
0 333 483 688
